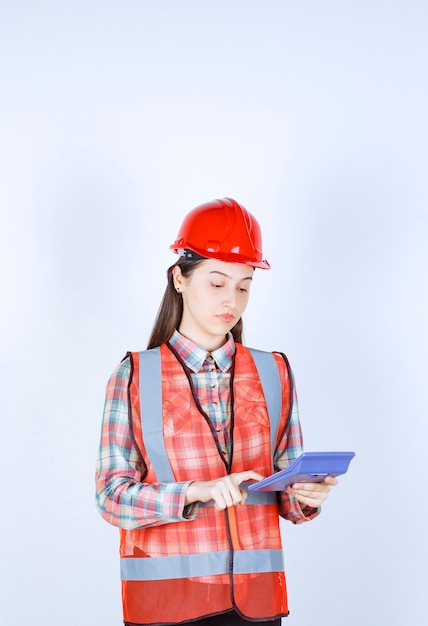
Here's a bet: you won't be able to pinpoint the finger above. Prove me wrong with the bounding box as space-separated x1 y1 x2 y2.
286 486 330 505
289 489 330 504
218 486 236 509
286 488 328 508
296 495 325 508
223 477 246 504
239 488 248 504
224 488 243 507
323 475 339 486
212 490 232 510
289 481 332 493
236 470 265 484
216 480 245 508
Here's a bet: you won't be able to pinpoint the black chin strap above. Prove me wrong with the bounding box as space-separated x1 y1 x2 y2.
177 248 207 261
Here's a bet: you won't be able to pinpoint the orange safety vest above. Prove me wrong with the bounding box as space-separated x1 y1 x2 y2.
121 342 292 625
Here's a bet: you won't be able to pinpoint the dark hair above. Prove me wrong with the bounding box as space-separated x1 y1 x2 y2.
147 257 244 349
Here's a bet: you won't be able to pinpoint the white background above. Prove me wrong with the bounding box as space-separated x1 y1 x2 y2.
1 2 427 625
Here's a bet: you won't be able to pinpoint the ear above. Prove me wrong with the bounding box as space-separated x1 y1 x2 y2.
172 265 185 292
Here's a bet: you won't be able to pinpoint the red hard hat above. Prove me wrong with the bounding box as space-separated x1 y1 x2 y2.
170 198 270 269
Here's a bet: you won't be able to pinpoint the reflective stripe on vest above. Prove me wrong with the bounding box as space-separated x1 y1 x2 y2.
138 346 282 482
248 347 282 470
138 347 175 482
121 548 284 581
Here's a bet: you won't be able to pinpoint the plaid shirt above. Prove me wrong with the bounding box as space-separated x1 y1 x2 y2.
95 331 318 529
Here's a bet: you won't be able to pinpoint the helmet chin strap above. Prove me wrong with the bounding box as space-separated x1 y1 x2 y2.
177 249 207 261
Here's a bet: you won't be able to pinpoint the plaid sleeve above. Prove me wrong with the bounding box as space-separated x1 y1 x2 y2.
95 358 196 530
274 366 320 524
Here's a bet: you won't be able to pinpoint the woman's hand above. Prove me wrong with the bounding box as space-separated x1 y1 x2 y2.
286 475 338 509
185 471 265 511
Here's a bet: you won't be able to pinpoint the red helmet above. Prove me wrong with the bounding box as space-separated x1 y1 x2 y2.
170 198 270 269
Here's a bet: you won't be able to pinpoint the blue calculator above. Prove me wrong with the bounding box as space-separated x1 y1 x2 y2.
248 451 355 492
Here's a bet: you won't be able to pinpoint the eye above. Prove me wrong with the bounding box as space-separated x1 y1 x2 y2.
211 282 224 289
239 283 251 293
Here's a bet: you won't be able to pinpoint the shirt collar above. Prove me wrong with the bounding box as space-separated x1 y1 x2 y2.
169 329 235 373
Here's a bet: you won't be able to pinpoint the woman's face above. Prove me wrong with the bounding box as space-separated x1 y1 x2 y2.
173 259 254 351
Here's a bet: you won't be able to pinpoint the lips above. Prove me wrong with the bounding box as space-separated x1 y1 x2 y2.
217 314 234 323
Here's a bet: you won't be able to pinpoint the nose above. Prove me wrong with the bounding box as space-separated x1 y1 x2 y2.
222 287 236 309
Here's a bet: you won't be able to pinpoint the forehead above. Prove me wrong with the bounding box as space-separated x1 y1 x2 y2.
196 259 254 281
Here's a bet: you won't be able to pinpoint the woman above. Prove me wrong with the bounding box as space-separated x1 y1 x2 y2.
95 198 337 626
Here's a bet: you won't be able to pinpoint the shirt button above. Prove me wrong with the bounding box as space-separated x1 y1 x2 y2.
216 428 221 433
210 383 216 388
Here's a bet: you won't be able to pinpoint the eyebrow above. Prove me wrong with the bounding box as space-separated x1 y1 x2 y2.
208 271 253 281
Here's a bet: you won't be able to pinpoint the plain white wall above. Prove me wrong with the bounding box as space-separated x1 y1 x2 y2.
1 2 427 625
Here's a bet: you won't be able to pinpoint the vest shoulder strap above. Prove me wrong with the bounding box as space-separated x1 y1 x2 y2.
247 347 282 471
138 347 175 482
